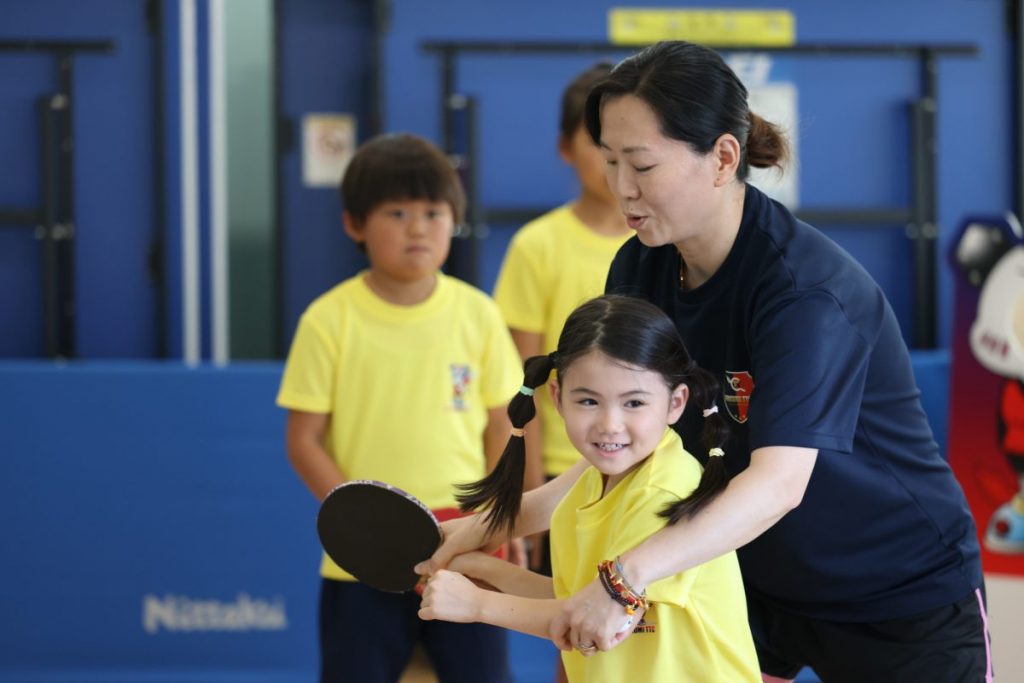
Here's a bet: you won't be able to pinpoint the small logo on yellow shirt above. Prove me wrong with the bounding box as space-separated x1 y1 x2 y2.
450 364 473 411
633 616 656 633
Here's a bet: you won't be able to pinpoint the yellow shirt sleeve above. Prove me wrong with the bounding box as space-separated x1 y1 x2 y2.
276 312 336 414
493 229 548 334
477 300 525 408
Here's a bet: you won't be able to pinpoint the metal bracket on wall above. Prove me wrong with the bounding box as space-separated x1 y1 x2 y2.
0 40 115 359
421 40 978 350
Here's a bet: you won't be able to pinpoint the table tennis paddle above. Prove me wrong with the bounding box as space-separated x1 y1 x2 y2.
317 480 443 593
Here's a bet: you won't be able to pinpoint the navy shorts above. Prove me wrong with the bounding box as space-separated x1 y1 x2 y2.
319 578 513 683
748 586 994 682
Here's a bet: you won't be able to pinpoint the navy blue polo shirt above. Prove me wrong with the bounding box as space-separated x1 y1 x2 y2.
606 184 981 621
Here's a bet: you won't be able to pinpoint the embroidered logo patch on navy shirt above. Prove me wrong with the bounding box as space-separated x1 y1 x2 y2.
724 370 754 424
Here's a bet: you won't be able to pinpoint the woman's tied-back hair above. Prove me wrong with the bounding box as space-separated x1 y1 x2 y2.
457 294 731 536
340 132 467 226
584 41 789 181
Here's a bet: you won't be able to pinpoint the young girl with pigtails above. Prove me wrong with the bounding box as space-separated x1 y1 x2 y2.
418 294 759 682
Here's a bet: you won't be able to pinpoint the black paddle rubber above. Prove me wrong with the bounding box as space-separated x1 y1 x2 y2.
317 480 442 593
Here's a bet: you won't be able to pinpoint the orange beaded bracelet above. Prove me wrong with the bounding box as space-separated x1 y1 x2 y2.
597 559 650 615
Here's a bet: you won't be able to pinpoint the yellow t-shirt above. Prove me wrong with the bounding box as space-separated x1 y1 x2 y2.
276 272 522 581
551 429 760 682
493 206 630 476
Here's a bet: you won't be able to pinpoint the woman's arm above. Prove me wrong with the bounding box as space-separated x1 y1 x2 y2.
415 457 589 575
450 551 554 598
285 410 345 501
551 445 817 653
419 569 563 641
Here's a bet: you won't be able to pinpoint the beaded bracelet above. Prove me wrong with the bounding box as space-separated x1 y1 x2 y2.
598 568 635 613
613 555 644 598
597 559 650 615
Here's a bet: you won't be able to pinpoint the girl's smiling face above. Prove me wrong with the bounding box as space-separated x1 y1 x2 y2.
554 349 687 492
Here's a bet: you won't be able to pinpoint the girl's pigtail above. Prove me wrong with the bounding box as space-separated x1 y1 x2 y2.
660 363 730 524
456 354 555 536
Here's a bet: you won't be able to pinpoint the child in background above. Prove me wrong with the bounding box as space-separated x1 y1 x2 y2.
418 295 760 682
277 133 521 683
492 61 631 572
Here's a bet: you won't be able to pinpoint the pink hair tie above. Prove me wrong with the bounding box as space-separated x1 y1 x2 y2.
702 405 719 418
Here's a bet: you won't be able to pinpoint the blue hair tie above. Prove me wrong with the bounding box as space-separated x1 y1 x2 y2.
518 385 535 397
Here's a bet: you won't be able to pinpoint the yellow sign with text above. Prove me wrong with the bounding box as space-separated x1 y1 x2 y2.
609 8 796 47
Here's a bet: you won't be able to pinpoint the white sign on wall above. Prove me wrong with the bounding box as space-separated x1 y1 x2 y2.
727 54 799 209
302 113 356 188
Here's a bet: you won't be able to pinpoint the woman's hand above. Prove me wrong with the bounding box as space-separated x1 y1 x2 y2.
549 576 639 655
418 569 482 623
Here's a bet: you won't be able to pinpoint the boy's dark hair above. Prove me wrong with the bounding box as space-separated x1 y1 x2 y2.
458 294 730 536
340 133 466 226
559 62 613 140
584 41 789 181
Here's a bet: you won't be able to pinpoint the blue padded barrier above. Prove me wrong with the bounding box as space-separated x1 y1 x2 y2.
0 353 949 681
911 350 951 459
0 362 318 682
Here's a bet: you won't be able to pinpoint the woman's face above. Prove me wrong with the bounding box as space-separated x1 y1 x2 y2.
598 94 721 247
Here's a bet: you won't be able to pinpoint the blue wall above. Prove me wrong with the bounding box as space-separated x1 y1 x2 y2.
278 0 373 345
0 2 161 358
378 0 1012 348
0 2 1013 359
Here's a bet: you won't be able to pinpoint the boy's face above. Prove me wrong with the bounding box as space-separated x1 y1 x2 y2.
345 199 454 284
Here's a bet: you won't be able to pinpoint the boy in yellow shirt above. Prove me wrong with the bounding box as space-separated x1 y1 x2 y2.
277 133 521 683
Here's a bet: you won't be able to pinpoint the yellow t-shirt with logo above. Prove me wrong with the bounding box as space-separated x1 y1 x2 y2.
276 272 522 581
493 206 630 476
551 429 760 682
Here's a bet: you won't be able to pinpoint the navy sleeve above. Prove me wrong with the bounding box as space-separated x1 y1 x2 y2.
747 290 871 453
